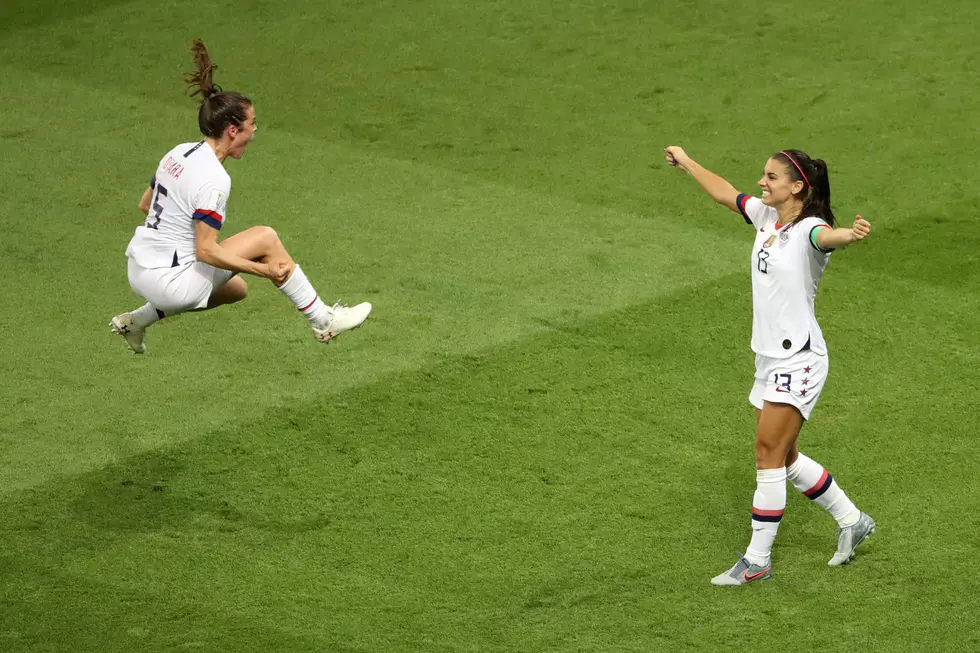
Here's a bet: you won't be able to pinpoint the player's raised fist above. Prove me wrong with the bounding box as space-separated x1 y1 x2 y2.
851 216 871 242
664 146 689 169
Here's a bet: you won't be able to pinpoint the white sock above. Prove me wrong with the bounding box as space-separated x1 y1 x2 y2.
745 467 787 566
129 303 163 328
787 453 860 528
277 265 331 326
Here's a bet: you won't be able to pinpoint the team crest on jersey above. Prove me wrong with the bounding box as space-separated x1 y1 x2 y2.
779 230 790 243
763 234 777 249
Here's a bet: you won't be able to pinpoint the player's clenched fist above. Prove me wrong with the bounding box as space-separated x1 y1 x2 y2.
850 216 871 243
664 146 690 171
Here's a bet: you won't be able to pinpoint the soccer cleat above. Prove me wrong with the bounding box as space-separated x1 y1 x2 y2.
828 512 876 566
313 301 372 344
710 557 772 586
109 313 147 354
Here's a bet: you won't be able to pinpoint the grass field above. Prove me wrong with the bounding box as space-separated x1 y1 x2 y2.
2 0 979 651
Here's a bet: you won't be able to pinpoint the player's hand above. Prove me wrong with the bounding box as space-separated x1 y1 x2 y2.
850 216 871 243
664 146 690 171
261 261 291 285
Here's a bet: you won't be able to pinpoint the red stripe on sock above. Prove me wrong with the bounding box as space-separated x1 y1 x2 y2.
752 508 785 517
299 295 319 312
804 470 830 497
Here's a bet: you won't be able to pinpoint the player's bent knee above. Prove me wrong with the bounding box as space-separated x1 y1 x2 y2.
256 225 279 245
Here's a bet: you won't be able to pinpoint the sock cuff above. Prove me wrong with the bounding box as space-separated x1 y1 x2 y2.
278 264 306 293
786 453 814 480
756 467 787 483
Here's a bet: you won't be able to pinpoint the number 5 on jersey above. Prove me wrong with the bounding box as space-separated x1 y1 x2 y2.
147 183 169 229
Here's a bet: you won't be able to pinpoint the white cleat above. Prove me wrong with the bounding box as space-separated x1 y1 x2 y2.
110 313 147 354
313 301 372 344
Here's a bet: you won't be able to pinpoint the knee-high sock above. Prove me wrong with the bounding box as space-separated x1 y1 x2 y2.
277 265 330 325
787 453 860 528
745 467 787 566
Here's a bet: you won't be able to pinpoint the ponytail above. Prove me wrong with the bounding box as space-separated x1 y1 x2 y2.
803 158 835 227
183 39 220 101
181 39 251 139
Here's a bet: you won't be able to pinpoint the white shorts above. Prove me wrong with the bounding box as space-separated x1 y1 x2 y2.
127 257 235 315
749 349 829 420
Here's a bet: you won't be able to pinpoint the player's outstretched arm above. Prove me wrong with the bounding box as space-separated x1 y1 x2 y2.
664 146 740 213
193 221 288 284
816 215 871 249
138 187 152 216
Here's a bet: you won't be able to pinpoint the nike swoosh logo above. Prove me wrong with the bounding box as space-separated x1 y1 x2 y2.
775 388 790 393
743 568 770 582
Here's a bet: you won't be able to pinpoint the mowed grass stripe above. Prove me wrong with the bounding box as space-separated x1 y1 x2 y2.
2 274 977 652
0 63 747 496
6 0 980 233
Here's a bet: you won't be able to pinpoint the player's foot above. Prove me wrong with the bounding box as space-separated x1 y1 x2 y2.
109 313 147 354
710 557 772 586
313 301 372 344
828 512 875 566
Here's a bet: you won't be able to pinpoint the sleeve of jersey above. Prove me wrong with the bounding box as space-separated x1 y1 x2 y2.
193 208 224 230
149 175 156 190
802 217 833 253
193 184 230 231
736 193 767 228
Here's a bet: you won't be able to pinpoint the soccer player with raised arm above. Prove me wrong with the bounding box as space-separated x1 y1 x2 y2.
110 40 370 353
664 145 875 586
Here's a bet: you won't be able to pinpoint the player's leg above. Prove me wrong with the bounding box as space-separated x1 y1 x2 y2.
218 225 295 272
780 352 874 565
712 401 801 587
746 402 802 559
113 261 241 352
786 446 874 566
111 259 169 354
218 225 371 343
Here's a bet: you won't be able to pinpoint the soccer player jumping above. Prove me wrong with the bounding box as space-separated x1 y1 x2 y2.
111 40 371 353
664 145 875 586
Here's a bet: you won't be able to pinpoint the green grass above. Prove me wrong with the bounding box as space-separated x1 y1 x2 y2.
1 0 979 651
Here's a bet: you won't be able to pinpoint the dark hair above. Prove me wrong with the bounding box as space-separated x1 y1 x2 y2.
182 39 251 139
773 149 835 227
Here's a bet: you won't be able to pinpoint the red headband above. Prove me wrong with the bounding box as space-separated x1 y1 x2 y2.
780 151 810 187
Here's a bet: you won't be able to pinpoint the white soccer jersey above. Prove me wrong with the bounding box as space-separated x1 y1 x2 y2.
125 141 231 269
736 194 833 358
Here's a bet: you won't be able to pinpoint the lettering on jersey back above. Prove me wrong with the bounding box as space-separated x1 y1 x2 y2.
163 156 184 180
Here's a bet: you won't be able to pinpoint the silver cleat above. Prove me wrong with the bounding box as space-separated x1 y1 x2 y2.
710 557 772 586
828 512 876 566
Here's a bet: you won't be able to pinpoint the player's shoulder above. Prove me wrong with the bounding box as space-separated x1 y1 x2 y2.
180 141 231 189
743 195 778 223
155 141 201 168
797 216 831 231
